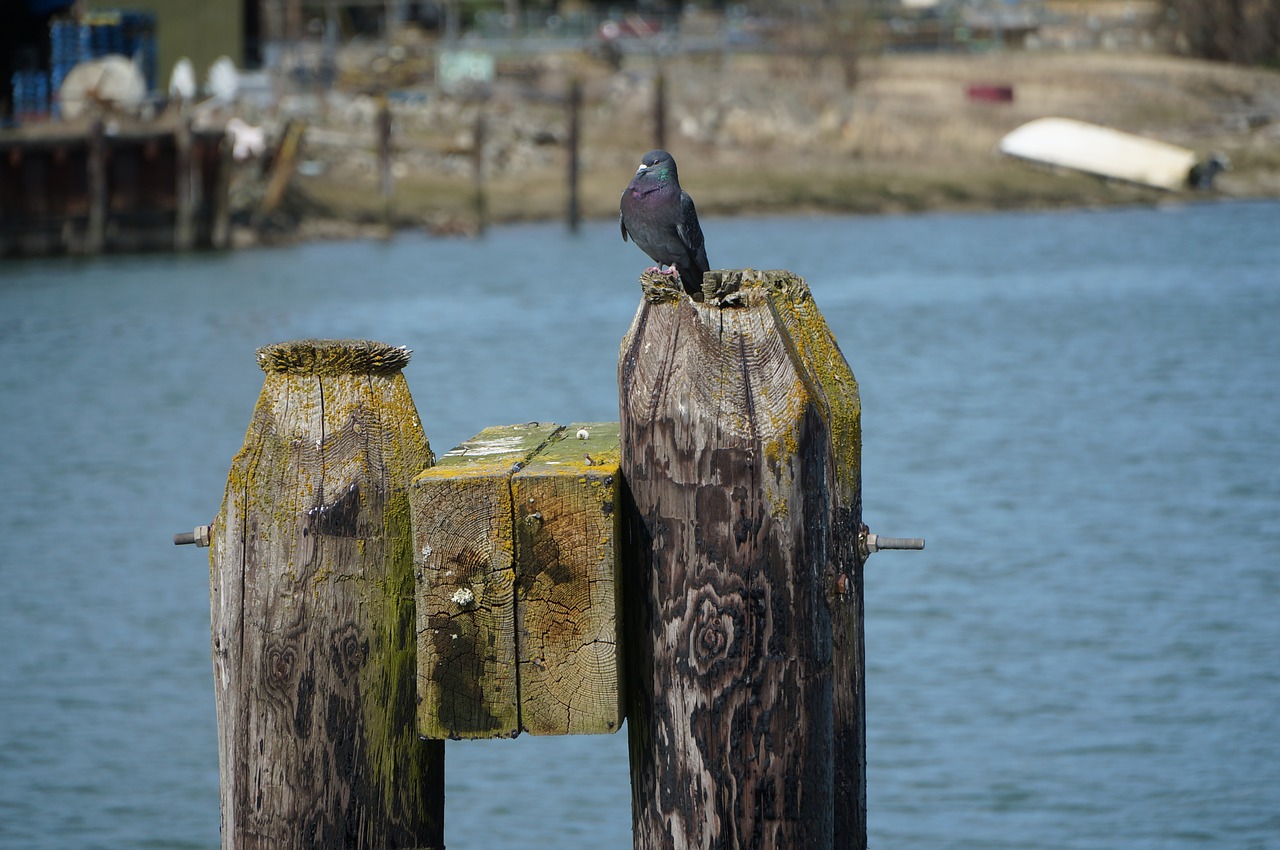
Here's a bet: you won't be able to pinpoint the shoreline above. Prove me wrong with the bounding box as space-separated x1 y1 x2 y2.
220 48 1280 247
267 166 1272 247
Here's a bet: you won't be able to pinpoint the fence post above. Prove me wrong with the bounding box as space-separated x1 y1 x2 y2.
175 116 196 250
209 339 444 850
566 78 582 233
86 118 106 255
619 270 866 850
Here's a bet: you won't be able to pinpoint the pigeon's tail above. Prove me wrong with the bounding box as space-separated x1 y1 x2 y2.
674 266 698 295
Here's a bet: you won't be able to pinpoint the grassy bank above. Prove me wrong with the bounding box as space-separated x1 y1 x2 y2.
280 49 1280 237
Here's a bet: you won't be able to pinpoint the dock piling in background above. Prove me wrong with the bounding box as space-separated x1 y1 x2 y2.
175 117 196 251
86 119 106 254
566 78 582 233
1 117 232 256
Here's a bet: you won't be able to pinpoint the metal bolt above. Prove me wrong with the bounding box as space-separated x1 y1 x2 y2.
174 524 212 547
860 528 924 558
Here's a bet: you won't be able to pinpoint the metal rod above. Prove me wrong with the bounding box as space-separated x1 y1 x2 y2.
872 536 925 550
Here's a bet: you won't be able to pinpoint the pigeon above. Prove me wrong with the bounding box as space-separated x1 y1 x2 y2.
620 150 709 295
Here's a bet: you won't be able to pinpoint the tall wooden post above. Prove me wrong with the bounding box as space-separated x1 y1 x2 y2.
86 118 106 255
566 78 581 233
619 270 866 850
377 97 393 232
652 71 666 151
211 130 234 250
209 339 444 850
472 111 487 234
175 116 197 251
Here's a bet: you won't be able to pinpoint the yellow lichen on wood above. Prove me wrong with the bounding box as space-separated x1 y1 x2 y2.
512 422 624 736
763 275 862 498
411 421 562 739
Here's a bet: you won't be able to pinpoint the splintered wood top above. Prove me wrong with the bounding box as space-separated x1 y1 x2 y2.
255 339 412 376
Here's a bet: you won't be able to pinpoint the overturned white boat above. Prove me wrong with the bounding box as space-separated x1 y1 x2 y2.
999 117 1228 191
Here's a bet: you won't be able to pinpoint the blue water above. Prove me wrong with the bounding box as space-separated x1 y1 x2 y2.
1 200 1278 849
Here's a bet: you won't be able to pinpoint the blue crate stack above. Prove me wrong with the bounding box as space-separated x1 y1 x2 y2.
49 19 85 118
11 70 51 123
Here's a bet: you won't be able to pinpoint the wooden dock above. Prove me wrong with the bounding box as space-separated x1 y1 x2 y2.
0 115 231 257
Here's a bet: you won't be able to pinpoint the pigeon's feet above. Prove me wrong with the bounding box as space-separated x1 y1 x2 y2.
642 264 683 284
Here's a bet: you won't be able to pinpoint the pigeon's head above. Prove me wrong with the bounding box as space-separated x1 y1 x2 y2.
635 149 677 183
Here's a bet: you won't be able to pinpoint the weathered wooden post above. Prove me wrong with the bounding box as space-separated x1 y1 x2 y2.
652 71 666 151
211 129 234 250
566 78 582 233
86 118 106 255
619 270 867 850
472 112 487 234
175 116 196 251
377 96 393 232
209 339 444 850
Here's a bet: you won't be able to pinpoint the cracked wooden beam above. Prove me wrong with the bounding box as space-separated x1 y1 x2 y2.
411 421 562 740
513 422 624 736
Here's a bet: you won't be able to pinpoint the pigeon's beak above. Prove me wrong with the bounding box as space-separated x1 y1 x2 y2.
635 163 649 175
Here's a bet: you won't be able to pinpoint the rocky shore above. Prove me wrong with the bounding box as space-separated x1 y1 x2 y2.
236 47 1280 243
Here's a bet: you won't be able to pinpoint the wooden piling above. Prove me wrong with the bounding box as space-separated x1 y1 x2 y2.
377 97 393 231
211 129 233 250
472 112 487 234
259 119 304 216
175 117 196 251
653 72 667 151
619 269 866 850
86 119 106 255
566 78 581 233
209 339 444 850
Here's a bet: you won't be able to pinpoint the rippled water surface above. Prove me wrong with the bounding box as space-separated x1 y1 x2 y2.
2 200 1277 849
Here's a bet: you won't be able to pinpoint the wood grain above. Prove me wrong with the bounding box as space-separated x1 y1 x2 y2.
210 339 443 850
619 270 865 850
513 422 624 735
410 422 562 739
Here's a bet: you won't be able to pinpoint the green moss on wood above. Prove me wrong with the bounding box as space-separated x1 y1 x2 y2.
210 347 443 845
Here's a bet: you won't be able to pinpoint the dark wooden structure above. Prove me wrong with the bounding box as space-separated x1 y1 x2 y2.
208 339 444 850
619 269 867 850
0 116 231 256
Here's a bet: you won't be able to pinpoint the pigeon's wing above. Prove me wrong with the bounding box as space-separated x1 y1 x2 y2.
676 191 709 274
620 208 630 242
